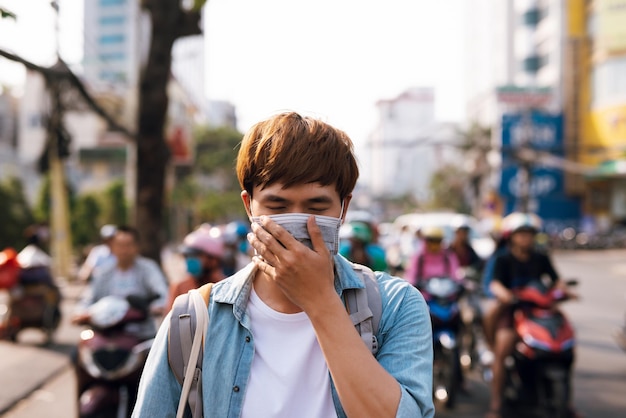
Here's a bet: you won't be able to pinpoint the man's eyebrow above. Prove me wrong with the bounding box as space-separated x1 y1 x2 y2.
259 194 334 204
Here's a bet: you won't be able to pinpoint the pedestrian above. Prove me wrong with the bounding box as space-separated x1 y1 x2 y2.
132 111 434 417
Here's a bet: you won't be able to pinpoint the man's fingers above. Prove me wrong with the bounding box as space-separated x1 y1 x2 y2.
306 215 328 254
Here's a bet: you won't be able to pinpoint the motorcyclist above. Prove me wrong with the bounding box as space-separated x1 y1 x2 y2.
221 220 252 277
76 224 117 283
339 220 388 272
72 225 168 334
166 223 226 311
485 212 578 418
404 226 462 288
449 221 483 274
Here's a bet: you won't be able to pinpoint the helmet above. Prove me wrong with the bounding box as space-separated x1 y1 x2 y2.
347 221 373 244
223 221 249 245
181 224 225 258
501 212 542 235
100 224 117 239
422 226 445 241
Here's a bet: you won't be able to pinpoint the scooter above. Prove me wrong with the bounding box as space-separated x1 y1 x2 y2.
0 246 62 344
419 276 466 409
498 279 577 418
76 295 155 418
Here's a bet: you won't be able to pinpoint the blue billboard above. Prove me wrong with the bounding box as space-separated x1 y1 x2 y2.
499 111 581 227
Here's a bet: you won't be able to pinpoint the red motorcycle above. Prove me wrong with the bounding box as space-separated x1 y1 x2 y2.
76 295 155 418
498 279 578 418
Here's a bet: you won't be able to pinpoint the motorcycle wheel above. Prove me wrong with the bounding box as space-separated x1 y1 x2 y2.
547 377 570 418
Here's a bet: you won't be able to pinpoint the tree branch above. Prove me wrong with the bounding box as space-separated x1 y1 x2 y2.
0 48 136 141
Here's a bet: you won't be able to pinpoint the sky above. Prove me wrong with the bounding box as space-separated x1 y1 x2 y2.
0 0 467 148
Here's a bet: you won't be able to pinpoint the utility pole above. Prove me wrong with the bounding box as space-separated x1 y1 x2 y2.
48 0 73 281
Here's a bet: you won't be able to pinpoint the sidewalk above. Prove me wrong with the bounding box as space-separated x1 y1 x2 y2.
0 341 70 414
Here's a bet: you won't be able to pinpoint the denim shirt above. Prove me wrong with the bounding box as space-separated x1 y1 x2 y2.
132 255 434 418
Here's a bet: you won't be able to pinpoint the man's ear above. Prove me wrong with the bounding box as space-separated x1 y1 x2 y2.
241 190 252 219
341 194 353 223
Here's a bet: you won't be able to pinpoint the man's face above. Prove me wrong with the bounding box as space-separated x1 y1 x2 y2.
455 229 469 242
243 182 348 219
511 230 536 250
111 231 139 265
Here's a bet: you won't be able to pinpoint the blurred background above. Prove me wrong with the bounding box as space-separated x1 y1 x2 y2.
0 1 625 417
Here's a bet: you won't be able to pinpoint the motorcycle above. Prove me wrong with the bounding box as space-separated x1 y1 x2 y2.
419 276 466 409
486 279 578 418
76 294 155 418
0 246 62 344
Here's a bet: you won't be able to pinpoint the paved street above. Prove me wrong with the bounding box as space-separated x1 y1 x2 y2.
1 249 626 417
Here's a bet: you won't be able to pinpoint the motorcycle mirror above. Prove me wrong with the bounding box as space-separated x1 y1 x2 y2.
565 279 579 287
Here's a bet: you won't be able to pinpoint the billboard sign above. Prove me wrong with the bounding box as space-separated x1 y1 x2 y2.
499 111 581 223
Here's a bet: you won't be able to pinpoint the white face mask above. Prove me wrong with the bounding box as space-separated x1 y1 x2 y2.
250 204 344 255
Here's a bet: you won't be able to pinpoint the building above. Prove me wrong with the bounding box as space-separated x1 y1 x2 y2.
366 87 461 203
575 0 626 229
465 0 585 229
0 90 19 179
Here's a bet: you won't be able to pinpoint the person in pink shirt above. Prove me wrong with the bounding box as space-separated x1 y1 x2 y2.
404 226 462 288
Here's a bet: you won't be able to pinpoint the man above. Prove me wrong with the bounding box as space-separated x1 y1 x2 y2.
485 213 577 418
132 112 434 417
339 220 388 272
165 224 226 311
73 225 169 335
449 222 483 272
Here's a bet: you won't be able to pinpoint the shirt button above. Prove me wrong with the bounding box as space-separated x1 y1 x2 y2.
245 336 250 342
233 386 240 392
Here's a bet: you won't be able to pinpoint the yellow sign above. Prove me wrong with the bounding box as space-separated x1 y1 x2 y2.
598 0 626 53
591 104 626 145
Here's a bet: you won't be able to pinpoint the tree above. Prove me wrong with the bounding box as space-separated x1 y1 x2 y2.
72 194 101 249
0 177 35 250
0 1 207 264
100 180 128 227
456 122 492 216
171 125 246 227
426 164 471 214
133 0 207 262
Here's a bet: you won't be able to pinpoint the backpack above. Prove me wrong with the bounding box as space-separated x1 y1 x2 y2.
167 263 382 418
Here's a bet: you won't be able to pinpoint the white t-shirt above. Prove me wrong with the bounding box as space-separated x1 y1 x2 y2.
241 287 337 418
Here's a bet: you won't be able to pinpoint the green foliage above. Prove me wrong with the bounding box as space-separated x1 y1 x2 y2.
0 177 35 250
33 175 76 223
171 125 245 226
100 180 127 226
72 194 101 248
194 125 243 190
426 164 471 214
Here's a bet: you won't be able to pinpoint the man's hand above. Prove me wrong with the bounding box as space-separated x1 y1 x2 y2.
248 215 336 312
71 312 91 325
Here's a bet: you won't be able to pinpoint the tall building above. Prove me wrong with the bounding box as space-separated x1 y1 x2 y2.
366 87 460 202
465 0 584 228
575 0 626 228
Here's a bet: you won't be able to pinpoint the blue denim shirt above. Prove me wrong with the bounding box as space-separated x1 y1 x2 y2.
132 255 434 418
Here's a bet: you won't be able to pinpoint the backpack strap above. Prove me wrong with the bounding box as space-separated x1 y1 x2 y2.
345 264 382 355
168 283 212 418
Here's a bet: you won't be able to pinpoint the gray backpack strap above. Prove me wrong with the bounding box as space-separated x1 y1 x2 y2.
345 264 382 355
168 284 213 418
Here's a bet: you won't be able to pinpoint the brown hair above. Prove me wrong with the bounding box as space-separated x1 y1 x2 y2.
236 112 359 200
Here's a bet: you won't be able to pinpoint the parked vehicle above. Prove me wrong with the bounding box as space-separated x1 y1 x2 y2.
483 279 578 418
0 246 62 344
418 276 466 409
76 295 155 418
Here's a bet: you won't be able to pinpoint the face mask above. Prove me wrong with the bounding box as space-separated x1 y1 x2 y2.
251 211 343 255
185 256 203 278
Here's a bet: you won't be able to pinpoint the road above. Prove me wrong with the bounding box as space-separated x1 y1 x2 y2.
1 250 626 417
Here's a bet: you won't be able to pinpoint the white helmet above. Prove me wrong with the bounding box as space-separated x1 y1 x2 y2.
501 212 542 236
100 224 117 239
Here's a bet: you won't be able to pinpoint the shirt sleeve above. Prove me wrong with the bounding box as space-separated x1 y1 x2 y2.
492 253 509 288
375 276 435 418
132 312 181 417
542 253 559 284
